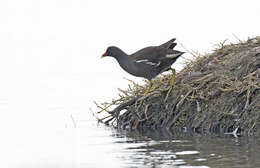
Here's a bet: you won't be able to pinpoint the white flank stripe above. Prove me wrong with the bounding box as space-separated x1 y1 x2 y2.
135 59 148 63
166 53 178 58
146 62 156 65
136 59 160 67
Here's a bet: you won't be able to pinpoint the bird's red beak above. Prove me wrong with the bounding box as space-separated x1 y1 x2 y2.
101 52 107 58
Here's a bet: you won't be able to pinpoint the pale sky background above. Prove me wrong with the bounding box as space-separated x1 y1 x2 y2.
0 0 260 167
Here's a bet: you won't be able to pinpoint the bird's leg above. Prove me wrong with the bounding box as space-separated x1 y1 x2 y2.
144 80 152 95
169 68 176 86
164 68 176 101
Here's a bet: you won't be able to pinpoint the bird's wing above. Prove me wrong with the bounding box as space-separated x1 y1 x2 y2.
130 41 183 67
130 47 165 65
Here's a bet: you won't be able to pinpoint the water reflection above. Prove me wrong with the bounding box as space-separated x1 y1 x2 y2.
111 128 260 168
8 119 260 168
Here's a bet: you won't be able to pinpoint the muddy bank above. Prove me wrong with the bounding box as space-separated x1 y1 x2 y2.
95 37 260 136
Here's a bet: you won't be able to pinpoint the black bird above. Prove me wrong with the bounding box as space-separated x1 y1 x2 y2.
101 38 184 95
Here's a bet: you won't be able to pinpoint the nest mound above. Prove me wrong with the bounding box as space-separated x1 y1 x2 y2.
95 37 260 136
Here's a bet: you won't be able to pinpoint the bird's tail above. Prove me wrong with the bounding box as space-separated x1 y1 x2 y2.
169 42 177 49
166 50 185 59
176 51 185 57
160 38 177 49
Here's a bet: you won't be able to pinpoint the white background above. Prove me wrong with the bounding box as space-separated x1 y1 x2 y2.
0 0 260 167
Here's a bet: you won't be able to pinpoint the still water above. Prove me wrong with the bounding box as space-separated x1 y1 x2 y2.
6 114 260 168
82 121 260 168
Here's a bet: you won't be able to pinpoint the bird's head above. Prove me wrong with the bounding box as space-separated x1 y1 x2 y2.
101 46 127 59
101 46 117 58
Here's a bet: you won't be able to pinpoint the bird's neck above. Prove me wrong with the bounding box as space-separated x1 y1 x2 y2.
112 48 129 64
112 48 134 72
112 47 128 59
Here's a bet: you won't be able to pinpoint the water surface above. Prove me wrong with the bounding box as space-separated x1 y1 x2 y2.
7 115 260 168
108 127 260 168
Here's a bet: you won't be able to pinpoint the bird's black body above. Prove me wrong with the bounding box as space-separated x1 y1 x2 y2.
103 38 184 80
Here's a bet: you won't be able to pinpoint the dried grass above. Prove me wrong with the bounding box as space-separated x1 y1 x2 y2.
94 37 260 135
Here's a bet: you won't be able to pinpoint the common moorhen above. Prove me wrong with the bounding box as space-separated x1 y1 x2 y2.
102 38 184 95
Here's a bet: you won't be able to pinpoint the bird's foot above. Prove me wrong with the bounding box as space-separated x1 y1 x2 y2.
144 86 151 95
143 80 152 96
